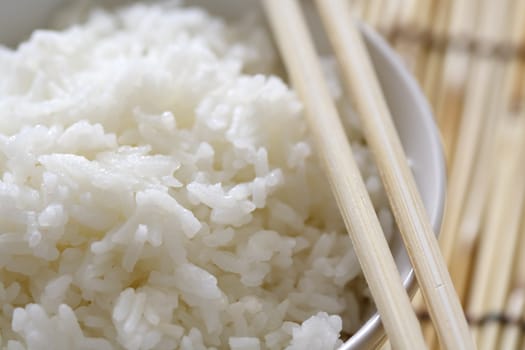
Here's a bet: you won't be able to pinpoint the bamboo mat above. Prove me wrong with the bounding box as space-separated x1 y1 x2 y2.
349 0 525 349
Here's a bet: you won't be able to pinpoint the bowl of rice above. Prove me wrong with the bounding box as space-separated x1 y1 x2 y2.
0 1 445 349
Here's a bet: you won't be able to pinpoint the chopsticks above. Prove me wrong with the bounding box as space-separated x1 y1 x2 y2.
263 0 474 349
314 0 473 349
262 0 426 348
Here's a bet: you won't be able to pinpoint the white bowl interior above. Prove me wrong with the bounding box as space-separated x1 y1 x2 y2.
0 1 446 349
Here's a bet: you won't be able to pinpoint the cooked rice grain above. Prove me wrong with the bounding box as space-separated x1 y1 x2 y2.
0 2 393 349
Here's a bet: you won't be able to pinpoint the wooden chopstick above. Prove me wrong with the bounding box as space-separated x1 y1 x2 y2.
415 1 452 343
262 1 427 348
312 1 474 349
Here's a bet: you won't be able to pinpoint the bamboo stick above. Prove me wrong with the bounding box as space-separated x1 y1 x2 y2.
419 1 480 347
422 0 452 107
367 1 525 348
374 0 401 40
410 0 434 84
372 333 389 350
379 340 392 350
447 93 499 303
461 0 525 345
509 60 525 114
504 0 525 114
415 2 452 343
349 0 366 19
475 117 525 350
363 0 383 29
313 1 473 349
438 54 493 275
437 0 514 268
466 117 523 344
433 0 478 166
498 288 525 349
499 6 525 349
448 55 508 304
449 0 525 304
262 1 427 348
392 0 431 75
515 212 525 350
409 288 436 346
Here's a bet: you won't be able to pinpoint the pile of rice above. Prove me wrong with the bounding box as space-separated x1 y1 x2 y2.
0 2 394 349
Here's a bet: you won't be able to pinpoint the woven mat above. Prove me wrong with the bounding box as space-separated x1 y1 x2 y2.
352 1 525 349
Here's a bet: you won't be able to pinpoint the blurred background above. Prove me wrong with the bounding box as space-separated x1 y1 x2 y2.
351 0 525 349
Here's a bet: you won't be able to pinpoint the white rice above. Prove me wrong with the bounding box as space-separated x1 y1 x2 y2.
0 2 394 349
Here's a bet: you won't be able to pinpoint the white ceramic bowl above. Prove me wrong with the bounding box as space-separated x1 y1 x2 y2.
0 1 446 349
